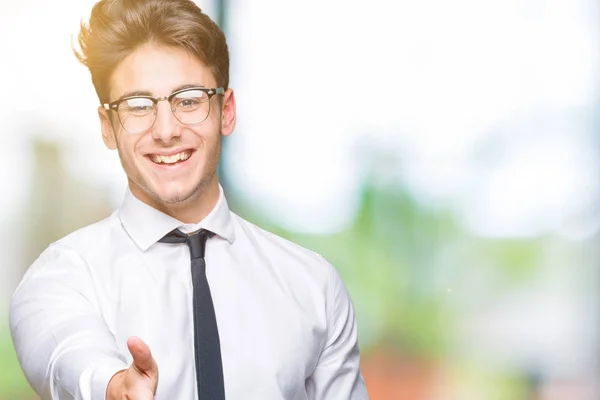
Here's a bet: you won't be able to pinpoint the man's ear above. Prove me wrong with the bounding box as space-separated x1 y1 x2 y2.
98 106 118 150
220 89 236 137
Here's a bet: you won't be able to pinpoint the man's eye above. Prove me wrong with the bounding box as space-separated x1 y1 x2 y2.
129 105 153 111
122 98 153 113
177 98 202 108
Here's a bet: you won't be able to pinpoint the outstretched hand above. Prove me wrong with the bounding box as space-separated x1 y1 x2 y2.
106 337 159 400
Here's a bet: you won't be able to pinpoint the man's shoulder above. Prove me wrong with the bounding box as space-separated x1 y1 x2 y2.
231 212 332 269
19 211 122 283
230 213 347 308
50 210 122 255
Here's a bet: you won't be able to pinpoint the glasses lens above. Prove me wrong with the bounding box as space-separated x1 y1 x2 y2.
172 89 210 124
118 97 156 133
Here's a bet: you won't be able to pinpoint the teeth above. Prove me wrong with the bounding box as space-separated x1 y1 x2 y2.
151 151 191 164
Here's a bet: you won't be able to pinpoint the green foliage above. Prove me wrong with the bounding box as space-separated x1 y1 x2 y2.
477 239 545 282
0 331 35 399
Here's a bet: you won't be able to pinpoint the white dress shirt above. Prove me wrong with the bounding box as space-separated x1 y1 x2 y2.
9 186 369 400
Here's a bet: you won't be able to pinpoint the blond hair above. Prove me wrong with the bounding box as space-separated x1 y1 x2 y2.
74 0 229 103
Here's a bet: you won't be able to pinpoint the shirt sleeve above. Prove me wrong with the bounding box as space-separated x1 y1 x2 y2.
9 243 129 400
305 260 370 400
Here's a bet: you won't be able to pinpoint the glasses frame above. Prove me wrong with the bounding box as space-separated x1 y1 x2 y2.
103 86 225 133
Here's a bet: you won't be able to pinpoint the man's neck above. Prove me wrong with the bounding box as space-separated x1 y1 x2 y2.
131 179 221 224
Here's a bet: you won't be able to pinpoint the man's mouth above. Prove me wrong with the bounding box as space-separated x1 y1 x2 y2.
148 150 193 165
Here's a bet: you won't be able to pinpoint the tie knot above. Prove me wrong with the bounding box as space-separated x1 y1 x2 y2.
159 229 215 260
187 230 214 260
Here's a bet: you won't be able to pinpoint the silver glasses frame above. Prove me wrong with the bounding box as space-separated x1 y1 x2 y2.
103 86 225 133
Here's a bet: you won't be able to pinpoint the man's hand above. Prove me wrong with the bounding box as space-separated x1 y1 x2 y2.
106 337 159 400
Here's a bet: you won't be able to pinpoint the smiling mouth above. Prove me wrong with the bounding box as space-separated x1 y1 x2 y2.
148 150 193 165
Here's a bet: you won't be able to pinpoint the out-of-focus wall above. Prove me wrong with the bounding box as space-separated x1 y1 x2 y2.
2 1 600 399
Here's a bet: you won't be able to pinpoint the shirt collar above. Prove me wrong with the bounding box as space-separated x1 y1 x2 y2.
118 184 235 251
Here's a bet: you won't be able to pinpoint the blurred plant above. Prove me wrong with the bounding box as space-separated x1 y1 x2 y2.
0 331 34 399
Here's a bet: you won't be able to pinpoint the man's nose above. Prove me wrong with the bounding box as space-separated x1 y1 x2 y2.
151 100 181 142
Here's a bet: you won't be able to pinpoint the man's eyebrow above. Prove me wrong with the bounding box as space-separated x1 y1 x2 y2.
117 84 207 100
118 90 153 99
171 83 207 93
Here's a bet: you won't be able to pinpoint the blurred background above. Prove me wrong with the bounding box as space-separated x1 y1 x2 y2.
1 0 599 399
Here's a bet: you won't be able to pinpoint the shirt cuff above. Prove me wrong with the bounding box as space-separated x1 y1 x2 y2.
87 360 129 400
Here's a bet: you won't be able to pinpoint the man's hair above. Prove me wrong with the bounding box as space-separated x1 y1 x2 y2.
74 0 229 104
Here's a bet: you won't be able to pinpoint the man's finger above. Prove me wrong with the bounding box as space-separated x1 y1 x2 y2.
127 336 157 377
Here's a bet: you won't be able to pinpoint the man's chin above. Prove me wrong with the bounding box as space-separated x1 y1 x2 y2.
139 176 213 207
156 192 193 205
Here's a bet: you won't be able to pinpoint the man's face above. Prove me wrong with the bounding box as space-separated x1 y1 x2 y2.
98 44 235 213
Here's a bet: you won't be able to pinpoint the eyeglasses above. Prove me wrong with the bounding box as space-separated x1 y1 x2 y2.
103 87 224 134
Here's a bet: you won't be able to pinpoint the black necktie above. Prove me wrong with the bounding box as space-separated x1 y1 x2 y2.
159 229 225 399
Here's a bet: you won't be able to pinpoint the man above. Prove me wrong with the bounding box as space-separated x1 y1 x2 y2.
9 0 369 399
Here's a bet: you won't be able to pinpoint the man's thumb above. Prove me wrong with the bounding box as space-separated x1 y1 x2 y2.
127 336 157 377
